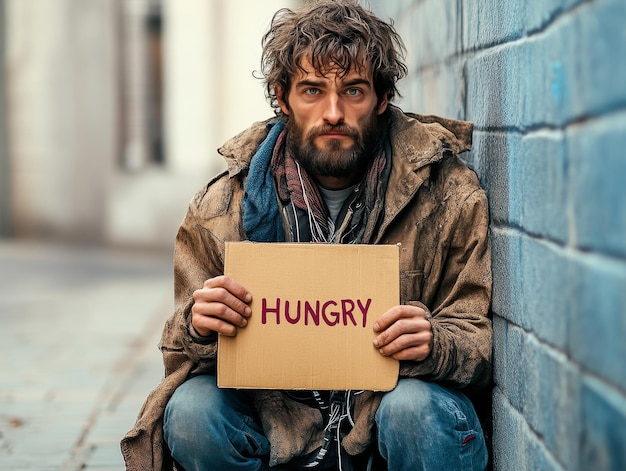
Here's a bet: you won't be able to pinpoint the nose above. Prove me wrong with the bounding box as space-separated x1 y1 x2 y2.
322 93 344 125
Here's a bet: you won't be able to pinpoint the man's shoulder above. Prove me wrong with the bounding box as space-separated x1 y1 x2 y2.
438 155 484 197
387 107 473 160
387 108 484 200
218 117 279 175
403 111 473 153
188 169 244 221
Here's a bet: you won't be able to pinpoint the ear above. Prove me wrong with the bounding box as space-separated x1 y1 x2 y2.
275 85 290 115
376 93 389 115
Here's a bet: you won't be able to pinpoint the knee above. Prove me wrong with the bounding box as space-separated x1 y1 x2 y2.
166 375 219 424
375 379 488 470
164 376 225 450
377 378 436 426
164 375 270 469
376 379 474 437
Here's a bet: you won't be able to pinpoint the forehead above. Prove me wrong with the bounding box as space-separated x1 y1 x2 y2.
292 56 374 84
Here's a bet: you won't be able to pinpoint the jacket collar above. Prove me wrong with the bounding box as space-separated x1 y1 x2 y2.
377 107 473 241
387 106 472 168
218 119 280 178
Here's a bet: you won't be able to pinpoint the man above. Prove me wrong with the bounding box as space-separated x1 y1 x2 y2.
121 1 492 470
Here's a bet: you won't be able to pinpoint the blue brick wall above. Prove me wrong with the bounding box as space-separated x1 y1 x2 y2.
369 0 626 469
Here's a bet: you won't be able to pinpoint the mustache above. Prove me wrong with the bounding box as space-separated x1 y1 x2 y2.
308 124 360 139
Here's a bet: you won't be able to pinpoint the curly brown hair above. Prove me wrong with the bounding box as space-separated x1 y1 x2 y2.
260 0 407 116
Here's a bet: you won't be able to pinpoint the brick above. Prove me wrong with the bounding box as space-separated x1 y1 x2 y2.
494 323 580 469
495 323 526 412
492 388 564 471
523 336 581 469
519 237 571 349
490 228 523 324
466 45 527 129
567 253 626 391
469 131 522 224
463 0 526 50
576 0 626 117
492 315 508 392
579 376 626 471
492 235 576 349
492 387 527 470
466 33 573 129
567 113 626 258
499 130 531 230
466 0 626 130
523 0 626 128
517 131 568 243
524 435 565 471
516 329 540 420
522 32 578 128
524 0 586 34
460 130 492 190
386 0 626 129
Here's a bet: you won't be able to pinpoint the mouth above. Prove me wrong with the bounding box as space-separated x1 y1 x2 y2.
311 126 357 146
317 127 354 139
320 132 349 139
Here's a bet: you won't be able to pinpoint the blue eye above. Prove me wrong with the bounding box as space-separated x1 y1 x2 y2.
305 88 319 95
346 88 362 96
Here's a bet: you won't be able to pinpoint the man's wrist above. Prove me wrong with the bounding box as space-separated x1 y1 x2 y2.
187 323 216 345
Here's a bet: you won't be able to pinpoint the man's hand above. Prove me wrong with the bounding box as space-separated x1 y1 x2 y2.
372 305 433 361
191 275 252 337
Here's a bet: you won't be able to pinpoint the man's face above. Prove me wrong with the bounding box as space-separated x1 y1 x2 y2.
276 58 388 188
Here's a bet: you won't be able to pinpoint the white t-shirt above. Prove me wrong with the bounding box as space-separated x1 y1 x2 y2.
318 185 357 222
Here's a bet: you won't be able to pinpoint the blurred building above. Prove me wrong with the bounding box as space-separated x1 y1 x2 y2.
0 0 297 249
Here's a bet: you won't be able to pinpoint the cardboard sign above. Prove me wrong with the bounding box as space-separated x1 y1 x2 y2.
218 242 400 391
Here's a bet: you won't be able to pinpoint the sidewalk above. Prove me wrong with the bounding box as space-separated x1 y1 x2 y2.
0 239 174 470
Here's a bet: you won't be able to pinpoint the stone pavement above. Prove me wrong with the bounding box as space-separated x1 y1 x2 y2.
0 239 174 470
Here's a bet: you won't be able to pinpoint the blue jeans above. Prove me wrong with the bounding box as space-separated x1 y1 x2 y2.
163 375 488 470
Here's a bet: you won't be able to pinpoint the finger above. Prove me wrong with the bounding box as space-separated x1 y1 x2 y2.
373 317 430 349
389 343 432 362
192 300 249 327
373 305 427 333
204 275 252 304
376 328 432 355
192 312 238 337
193 286 251 318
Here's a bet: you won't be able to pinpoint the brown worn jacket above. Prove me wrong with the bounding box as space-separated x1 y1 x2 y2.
120 106 492 470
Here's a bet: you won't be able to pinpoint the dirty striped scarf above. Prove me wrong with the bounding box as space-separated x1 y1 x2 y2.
270 129 389 244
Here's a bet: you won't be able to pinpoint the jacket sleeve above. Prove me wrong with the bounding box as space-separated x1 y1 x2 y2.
400 187 493 389
160 189 227 378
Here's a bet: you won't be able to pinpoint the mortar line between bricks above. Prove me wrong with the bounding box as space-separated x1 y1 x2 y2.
493 315 573 383
494 316 626 399
411 0 602 92
490 224 626 264
410 27 527 76
524 0 595 38
492 386 566 471
580 374 626 415
470 104 626 136
454 0 595 58
495 315 570 362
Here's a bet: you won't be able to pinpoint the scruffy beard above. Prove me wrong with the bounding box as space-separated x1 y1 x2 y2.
285 112 384 179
